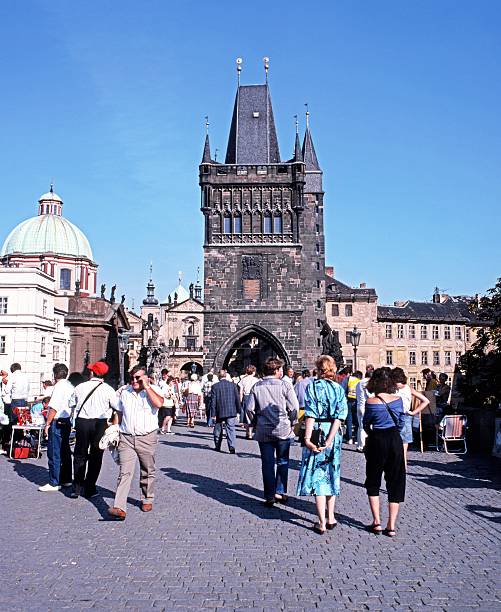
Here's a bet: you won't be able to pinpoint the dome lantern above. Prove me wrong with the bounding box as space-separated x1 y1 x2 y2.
38 183 63 217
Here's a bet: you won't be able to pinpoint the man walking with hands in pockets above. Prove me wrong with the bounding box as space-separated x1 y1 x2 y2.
108 365 164 520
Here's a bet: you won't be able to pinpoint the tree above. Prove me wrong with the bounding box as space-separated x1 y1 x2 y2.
458 278 501 407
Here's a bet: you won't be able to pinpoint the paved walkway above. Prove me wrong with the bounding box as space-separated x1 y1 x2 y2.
1 421 500 611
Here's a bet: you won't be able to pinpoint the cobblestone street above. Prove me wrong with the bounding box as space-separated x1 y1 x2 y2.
1 422 500 611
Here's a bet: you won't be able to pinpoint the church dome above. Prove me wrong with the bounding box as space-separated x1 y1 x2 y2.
0 188 94 260
164 283 190 304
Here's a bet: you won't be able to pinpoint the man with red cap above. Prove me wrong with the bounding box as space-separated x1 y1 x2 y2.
70 361 118 499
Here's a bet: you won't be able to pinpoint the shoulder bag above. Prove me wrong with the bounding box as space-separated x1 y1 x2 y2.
75 381 104 420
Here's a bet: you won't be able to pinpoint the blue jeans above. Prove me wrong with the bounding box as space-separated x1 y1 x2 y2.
258 439 291 501
345 399 358 441
47 419 72 486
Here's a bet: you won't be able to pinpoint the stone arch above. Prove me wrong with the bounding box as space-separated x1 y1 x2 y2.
213 324 289 376
180 361 203 377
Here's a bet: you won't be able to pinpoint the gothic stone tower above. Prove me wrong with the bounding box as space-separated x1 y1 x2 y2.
200 74 325 373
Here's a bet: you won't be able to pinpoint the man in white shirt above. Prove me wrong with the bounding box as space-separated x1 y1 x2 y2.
281 366 295 386
7 363 30 409
39 364 74 492
70 361 118 499
238 365 260 438
108 365 164 520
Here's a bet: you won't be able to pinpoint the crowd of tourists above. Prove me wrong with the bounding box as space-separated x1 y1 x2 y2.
0 356 454 536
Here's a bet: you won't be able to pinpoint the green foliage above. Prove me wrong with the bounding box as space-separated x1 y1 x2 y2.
458 278 501 407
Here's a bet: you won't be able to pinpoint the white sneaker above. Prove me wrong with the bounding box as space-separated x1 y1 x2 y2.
0 449 7 455
38 483 61 492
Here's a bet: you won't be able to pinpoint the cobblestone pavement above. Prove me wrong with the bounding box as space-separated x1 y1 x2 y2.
1 420 500 611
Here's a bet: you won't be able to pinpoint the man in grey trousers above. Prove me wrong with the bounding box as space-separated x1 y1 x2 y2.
108 365 164 520
210 369 240 454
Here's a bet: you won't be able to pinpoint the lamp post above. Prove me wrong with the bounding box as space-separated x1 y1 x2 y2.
349 326 361 372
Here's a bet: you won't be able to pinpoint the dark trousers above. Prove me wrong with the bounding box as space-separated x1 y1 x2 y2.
1 403 13 447
345 399 358 441
47 418 72 486
364 427 405 503
73 418 108 494
214 416 236 450
258 438 291 501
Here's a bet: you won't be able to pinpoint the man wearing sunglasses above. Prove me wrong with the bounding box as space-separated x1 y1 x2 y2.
108 365 164 520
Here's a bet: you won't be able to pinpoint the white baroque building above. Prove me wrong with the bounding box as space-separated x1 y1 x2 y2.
0 267 70 399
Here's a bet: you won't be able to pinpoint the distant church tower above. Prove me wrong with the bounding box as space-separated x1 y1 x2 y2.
200 60 325 373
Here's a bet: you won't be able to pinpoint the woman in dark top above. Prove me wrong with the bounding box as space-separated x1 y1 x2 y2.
363 367 405 537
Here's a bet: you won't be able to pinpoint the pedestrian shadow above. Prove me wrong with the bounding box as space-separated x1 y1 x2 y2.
465 505 501 524
162 467 309 529
407 457 501 490
160 440 211 451
8 458 141 519
9 458 48 486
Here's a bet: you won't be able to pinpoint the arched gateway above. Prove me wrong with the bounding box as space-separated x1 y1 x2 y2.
213 325 289 377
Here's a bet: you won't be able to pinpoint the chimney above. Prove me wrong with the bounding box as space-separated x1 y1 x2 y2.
359 282 366 289
325 265 334 278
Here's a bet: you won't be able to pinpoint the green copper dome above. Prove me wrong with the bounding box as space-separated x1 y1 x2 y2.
0 189 94 260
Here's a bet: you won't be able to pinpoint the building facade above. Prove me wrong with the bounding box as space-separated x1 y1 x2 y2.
0 267 70 399
325 273 479 386
200 74 325 374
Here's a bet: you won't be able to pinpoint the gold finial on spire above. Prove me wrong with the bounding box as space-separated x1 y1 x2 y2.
305 103 310 129
204 115 209 135
263 56 270 82
236 57 242 85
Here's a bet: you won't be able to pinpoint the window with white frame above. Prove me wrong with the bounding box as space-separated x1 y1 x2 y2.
345 331 352 344
420 325 428 340
0 336 5 354
445 351 451 366
41 336 46 356
409 351 416 366
456 351 461 364
397 324 404 339
386 351 393 365
421 351 428 366
345 358 353 368
444 325 451 340
345 304 353 317
432 325 439 340
433 351 440 366
331 304 339 317
385 324 392 339
53 345 59 360
43 299 48 317
455 326 462 340
409 377 416 390
409 324 416 339
0 297 7 314
466 329 471 342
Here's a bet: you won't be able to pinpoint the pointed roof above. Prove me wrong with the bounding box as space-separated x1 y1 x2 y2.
302 128 320 171
202 134 212 163
225 84 280 164
294 132 303 162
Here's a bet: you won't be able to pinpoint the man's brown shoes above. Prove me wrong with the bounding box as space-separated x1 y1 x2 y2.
108 507 126 521
141 502 153 512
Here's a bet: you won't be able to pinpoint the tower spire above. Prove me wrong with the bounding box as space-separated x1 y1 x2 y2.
302 104 320 171
293 115 302 162
143 263 158 306
202 116 212 163
263 56 269 83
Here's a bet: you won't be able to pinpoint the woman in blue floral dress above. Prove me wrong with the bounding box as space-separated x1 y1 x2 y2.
296 355 348 534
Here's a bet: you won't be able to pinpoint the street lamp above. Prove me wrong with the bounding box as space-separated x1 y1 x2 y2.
349 326 361 372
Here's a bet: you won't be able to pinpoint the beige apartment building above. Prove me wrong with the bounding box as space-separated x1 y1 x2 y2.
325 269 478 388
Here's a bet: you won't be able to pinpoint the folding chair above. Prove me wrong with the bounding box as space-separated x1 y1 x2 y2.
439 415 467 454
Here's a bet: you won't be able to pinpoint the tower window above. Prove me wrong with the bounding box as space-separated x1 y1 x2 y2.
263 214 272 234
60 268 71 290
233 215 242 234
273 215 282 234
223 215 232 234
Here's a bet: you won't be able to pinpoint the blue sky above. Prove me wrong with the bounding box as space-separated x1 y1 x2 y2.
1 0 500 308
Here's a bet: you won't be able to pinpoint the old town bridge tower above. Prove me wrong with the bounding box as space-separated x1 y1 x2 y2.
200 64 325 374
